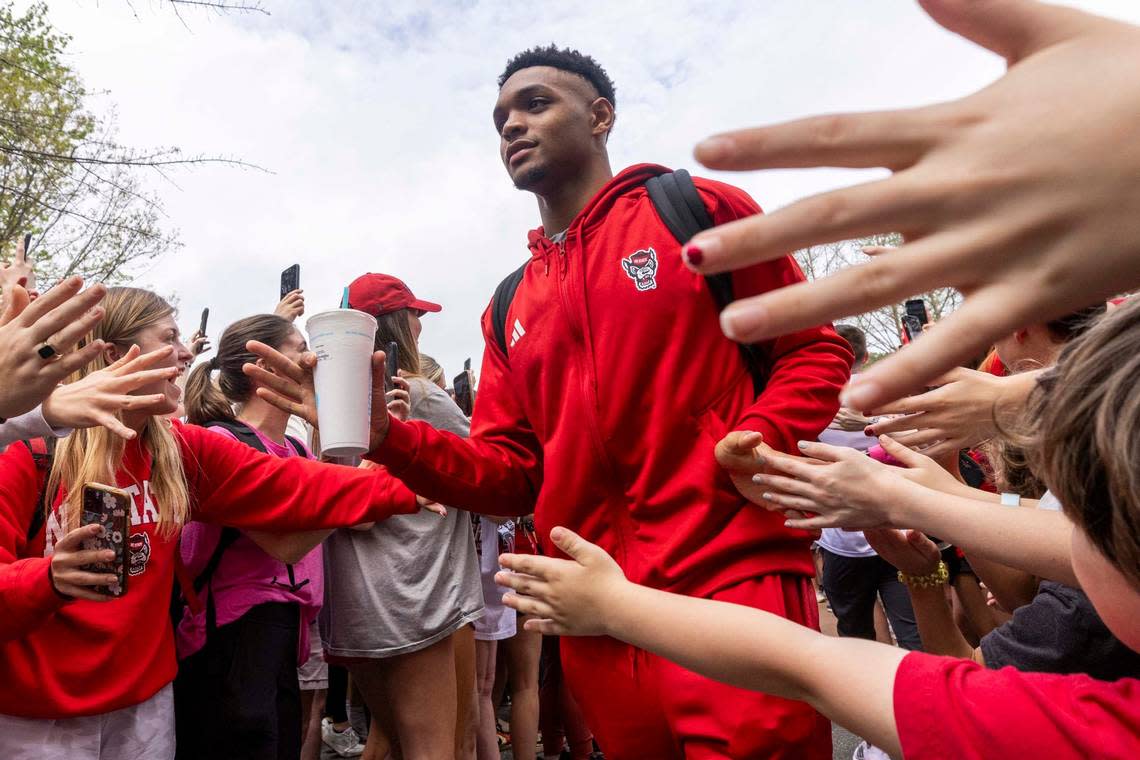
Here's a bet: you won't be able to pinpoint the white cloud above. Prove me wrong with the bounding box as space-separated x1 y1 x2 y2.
24 0 1140 377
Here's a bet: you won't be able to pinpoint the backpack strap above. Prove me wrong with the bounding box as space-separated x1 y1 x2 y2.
488 169 769 394
19 438 56 544
646 170 769 395
202 419 269 454
189 420 272 626
283 435 306 459
491 262 529 358
645 168 712 244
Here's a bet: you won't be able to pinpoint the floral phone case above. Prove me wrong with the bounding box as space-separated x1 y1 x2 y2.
79 483 131 597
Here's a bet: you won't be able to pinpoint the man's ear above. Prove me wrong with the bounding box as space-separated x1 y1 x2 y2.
255 357 277 376
590 97 615 142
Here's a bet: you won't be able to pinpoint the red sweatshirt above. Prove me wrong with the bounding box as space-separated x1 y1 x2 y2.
370 164 853 594
0 420 416 719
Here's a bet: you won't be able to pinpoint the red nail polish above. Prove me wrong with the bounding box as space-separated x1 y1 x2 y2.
863 427 874 436
684 245 703 267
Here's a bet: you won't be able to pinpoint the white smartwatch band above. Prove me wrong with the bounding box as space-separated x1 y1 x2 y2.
1000 492 1022 507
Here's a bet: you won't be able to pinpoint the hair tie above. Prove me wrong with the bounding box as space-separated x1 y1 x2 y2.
207 356 220 370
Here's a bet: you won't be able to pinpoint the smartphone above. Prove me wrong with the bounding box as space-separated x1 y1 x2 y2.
280 264 301 300
900 298 930 344
385 341 399 394
22 233 32 257
79 483 132 598
464 357 472 372
199 307 209 336
453 368 474 417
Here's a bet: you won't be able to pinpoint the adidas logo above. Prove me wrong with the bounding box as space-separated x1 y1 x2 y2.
509 318 526 348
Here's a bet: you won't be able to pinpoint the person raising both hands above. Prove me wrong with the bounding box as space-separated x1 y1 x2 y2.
679 0 1140 410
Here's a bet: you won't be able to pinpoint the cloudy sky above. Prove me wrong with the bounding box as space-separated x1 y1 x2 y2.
21 0 1140 377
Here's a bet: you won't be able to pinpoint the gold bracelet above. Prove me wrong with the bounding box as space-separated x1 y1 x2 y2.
897 561 949 589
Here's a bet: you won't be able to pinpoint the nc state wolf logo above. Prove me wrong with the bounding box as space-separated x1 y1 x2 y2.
128 532 151 576
622 248 658 291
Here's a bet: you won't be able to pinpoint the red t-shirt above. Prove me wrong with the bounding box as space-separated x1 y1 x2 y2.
894 652 1140 759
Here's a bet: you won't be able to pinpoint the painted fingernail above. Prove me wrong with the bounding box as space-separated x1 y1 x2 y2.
863 427 875 437
752 474 765 484
682 244 703 268
762 492 774 501
695 135 735 163
797 441 808 450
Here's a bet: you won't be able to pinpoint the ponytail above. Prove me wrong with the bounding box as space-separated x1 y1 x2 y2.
184 358 236 425
184 314 294 426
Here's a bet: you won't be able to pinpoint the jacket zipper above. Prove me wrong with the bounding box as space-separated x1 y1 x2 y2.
555 230 634 571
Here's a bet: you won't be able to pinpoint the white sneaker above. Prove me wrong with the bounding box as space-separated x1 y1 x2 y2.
321 717 365 757
853 740 892 760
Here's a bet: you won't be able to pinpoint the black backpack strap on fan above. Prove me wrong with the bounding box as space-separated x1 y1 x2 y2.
646 170 769 395
284 435 306 458
194 419 272 632
20 438 56 544
491 262 529 358
203 419 268 454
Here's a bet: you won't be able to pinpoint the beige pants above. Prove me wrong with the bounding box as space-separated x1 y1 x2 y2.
0 683 175 760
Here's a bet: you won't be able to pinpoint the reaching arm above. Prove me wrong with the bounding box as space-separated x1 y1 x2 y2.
754 438 1078 587
365 306 543 517
962 555 1039 613
179 422 419 530
497 527 907 758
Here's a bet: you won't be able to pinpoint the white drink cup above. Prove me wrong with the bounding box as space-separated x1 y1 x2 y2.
305 309 378 458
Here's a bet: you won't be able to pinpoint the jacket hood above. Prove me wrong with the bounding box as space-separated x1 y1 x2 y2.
527 163 669 259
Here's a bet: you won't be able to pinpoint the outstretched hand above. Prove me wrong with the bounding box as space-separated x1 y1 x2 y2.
244 340 320 427
863 528 941 577
496 527 627 637
680 0 1140 410
750 439 915 530
244 342 396 451
865 367 1025 459
714 431 785 509
42 345 180 438
0 277 108 420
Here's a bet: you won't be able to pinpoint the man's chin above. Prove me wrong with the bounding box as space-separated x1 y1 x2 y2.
511 165 548 192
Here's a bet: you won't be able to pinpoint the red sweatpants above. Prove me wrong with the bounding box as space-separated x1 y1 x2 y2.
560 574 832 760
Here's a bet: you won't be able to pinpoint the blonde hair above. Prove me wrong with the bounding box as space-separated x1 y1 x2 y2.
419 354 445 387
374 309 422 377
48 287 190 537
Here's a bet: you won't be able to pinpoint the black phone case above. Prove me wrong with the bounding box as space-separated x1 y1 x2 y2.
79 485 131 597
453 372 473 416
280 265 300 300
385 341 399 393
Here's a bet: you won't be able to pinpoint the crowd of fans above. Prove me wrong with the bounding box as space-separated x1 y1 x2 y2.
1 1 1139 759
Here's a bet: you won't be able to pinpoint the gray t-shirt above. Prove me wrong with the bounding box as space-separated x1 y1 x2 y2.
319 377 484 658
980 580 1140 681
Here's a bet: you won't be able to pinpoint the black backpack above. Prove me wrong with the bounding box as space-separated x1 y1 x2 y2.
490 169 769 394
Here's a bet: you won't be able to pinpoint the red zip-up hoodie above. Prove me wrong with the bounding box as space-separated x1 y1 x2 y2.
0 420 417 719
370 164 852 595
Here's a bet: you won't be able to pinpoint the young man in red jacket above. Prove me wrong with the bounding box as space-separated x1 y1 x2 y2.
360 47 852 758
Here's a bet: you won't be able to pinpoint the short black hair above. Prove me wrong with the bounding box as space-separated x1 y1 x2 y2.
835 324 867 365
498 45 616 108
